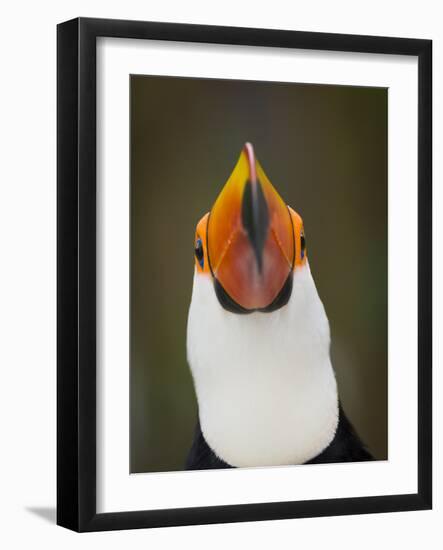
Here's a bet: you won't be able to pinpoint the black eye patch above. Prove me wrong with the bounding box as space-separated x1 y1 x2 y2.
300 232 306 259
195 237 204 268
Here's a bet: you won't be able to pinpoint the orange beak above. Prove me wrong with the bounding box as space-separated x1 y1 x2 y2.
207 143 295 312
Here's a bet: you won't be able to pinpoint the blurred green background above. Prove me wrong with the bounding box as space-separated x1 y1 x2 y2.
130 75 387 473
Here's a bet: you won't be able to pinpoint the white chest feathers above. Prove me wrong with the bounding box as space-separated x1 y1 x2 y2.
186 263 339 467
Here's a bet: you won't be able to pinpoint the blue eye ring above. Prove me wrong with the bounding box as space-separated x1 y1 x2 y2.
195 237 204 268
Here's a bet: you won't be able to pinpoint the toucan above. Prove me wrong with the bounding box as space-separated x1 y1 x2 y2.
185 143 373 470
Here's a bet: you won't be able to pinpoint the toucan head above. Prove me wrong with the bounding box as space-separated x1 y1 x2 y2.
193 143 307 313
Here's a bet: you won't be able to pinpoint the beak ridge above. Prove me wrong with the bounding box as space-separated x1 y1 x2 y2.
241 178 269 273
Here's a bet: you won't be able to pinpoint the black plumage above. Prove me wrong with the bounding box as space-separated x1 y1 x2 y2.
185 403 373 470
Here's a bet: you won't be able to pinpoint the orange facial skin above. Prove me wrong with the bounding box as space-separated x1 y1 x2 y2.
194 144 307 311
194 213 211 275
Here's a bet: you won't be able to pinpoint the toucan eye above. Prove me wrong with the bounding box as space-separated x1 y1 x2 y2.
195 237 204 268
300 231 306 260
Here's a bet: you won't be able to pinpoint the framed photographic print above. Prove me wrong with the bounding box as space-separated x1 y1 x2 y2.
57 17 432 531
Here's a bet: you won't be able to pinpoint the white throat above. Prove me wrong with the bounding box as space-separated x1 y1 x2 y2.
186 263 338 467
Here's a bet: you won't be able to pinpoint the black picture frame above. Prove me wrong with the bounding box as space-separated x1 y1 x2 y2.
57 17 432 532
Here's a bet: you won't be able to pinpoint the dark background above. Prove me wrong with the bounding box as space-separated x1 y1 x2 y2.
130 75 387 473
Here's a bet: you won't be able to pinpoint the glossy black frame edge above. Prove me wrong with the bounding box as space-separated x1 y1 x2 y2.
57 17 432 532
